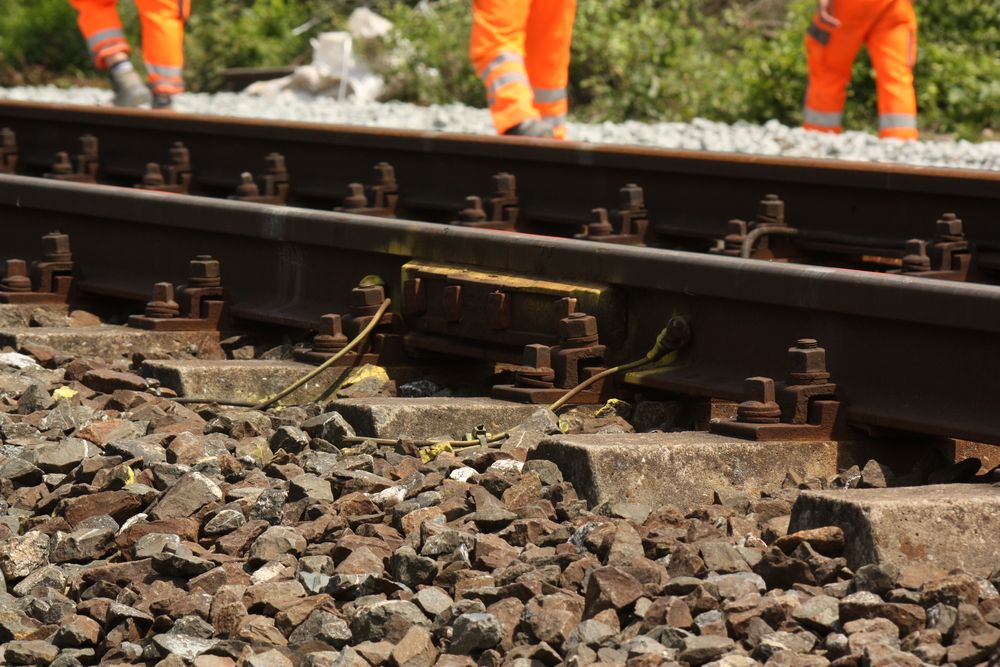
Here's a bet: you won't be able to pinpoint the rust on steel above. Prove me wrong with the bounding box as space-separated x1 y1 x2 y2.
0 231 74 304
294 279 406 365
3 139 1000 443
128 255 226 331
2 100 1000 266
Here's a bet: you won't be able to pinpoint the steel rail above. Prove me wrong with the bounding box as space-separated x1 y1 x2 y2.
1 101 999 254
1 174 998 444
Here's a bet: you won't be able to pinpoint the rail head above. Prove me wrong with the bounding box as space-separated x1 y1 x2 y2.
1 173 997 335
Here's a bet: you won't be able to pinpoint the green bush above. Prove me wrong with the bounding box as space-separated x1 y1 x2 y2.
183 0 353 91
0 0 996 139
0 0 90 83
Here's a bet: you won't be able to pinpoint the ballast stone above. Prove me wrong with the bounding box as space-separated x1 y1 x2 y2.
529 432 944 510
789 483 1000 576
0 303 68 328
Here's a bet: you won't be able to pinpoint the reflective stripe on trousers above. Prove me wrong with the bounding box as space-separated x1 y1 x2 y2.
878 113 917 130
86 26 126 52
479 51 523 82
803 107 843 130
532 87 566 103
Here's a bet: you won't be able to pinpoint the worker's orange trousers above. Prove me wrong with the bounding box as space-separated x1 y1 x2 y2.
470 0 576 138
69 0 190 96
804 0 918 139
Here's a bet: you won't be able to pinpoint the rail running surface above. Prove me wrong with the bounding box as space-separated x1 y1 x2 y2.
1 100 1000 281
1 174 998 445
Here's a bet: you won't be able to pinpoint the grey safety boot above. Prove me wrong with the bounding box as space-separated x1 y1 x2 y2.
109 64 152 108
503 119 554 138
151 94 174 110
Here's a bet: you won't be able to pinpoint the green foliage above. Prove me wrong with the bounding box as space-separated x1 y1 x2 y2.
378 0 480 107
0 0 90 82
182 0 352 91
0 0 996 138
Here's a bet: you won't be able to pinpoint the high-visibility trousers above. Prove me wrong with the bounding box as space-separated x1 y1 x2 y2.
69 0 190 96
470 0 576 139
804 0 918 140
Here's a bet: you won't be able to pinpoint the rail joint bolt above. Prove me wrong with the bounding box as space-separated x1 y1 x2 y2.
736 376 782 423
786 338 831 386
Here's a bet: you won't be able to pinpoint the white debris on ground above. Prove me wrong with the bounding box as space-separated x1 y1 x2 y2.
244 9 393 102
1 84 998 172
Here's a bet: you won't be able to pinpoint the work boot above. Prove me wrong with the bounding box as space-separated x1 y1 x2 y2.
151 94 174 110
109 63 152 108
503 119 554 138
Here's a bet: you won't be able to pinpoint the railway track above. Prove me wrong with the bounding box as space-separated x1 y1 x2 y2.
1 101 999 666
1 100 999 280
0 161 997 449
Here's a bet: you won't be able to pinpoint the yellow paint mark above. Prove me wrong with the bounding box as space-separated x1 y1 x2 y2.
53 386 78 401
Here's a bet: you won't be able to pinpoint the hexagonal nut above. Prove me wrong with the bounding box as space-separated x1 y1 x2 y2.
522 343 552 368
787 345 827 374
559 313 598 340
318 313 343 336
619 184 644 209
189 255 221 280
494 172 516 195
936 214 963 237
42 232 71 256
352 284 385 307
758 194 784 220
743 376 776 403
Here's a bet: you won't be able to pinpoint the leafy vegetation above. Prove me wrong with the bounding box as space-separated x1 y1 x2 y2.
0 0 995 138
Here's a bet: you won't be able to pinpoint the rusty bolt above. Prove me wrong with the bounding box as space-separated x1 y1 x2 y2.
936 213 964 240
313 313 348 352
402 277 426 316
145 282 180 318
265 153 286 174
587 208 614 236
902 239 932 273
756 194 785 225
79 134 98 158
235 172 260 198
142 163 165 187
169 142 190 165
1 259 31 292
442 285 462 322
50 152 73 176
559 311 598 342
523 343 552 369
343 183 368 209
41 231 71 263
352 284 385 310
458 196 487 223
493 173 516 197
786 338 831 386
726 219 748 238
188 255 221 287
515 343 555 387
375 162 396 188
554 297 577 321
487 290 511 330
736 377 782 423
619 184 644 210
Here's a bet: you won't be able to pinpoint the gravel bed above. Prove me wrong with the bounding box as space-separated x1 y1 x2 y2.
2 85 999 172
0 316 998 665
